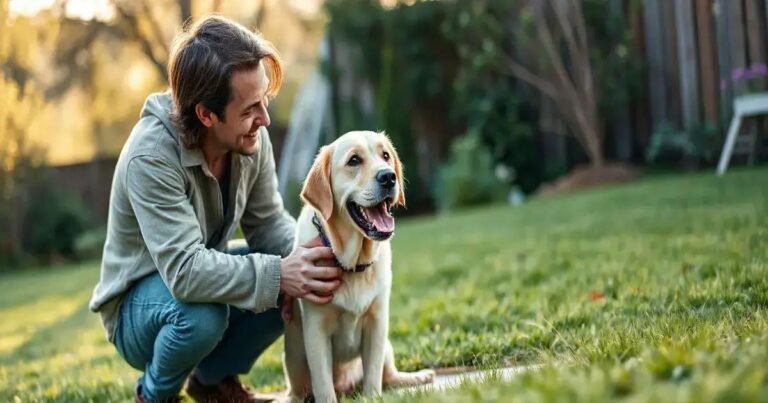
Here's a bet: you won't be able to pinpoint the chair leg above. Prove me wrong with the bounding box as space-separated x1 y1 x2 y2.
716 114 743 176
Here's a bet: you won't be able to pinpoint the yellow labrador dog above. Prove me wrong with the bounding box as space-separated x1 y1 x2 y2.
282 131 435 402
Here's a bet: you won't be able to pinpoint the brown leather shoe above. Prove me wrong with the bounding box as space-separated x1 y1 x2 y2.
186 375 272 403
134 383 184 403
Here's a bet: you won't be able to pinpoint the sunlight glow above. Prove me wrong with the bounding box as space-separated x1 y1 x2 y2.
9 0 114 21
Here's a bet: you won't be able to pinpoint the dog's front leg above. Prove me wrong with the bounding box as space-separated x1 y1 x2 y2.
303 314 337 403
361 299 388 396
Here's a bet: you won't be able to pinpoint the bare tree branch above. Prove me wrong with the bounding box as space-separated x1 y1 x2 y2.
111 0 168 82
508 0 604 166
502 57 560 99
139 0 169 57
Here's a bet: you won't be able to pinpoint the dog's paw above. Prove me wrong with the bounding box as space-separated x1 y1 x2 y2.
333 377 356 396
412 369 436 384
384 369 436 387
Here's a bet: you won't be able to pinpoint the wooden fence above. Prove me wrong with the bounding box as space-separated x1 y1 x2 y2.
640 0 766 132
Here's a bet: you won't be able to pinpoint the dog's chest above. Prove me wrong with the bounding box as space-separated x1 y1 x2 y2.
330 311 366 361
331 269 385 315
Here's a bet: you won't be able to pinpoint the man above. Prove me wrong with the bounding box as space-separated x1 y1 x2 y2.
89 15 342 402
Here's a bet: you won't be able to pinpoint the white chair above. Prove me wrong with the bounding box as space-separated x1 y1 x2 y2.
716 92 768 176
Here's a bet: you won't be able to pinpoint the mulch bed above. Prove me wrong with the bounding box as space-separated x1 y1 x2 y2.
536 162 640 197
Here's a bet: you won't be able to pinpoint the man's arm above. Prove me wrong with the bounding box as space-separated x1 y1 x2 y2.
240 128 296 258
126 155 281 312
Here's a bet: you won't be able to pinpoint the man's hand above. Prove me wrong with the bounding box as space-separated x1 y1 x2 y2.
280 236 342 305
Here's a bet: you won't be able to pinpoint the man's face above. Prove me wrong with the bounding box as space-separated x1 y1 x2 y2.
208 62 271 156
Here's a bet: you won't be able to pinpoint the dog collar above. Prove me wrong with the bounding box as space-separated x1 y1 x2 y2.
311 213 373 273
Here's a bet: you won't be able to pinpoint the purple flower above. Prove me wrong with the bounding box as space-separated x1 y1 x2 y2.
750 63 768 77
731 67 748 82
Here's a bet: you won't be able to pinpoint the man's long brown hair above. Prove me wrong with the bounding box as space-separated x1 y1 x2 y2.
168 15 283 148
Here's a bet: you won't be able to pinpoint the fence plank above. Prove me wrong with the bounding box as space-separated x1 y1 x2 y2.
675 0 701 127
715 0 734 121
728 0 748 94
696 0 720 124
630 0 652 157
643 0 668 130
745 0 767 66
662 0 683 127
610 0 633 161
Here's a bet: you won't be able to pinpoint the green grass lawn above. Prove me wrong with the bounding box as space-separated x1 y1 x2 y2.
2 167 768 402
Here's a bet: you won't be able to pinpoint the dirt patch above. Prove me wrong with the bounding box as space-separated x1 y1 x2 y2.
537 162 640 197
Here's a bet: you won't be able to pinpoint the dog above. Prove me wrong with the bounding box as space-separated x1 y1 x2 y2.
282 131 435 402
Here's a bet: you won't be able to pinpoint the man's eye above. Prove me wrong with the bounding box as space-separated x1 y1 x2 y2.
382 151 390 161
347 155 363 166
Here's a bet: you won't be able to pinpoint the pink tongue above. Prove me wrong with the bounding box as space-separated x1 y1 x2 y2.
366 203 394 232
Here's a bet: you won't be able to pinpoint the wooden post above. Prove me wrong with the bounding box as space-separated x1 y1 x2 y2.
610 0 633 161
745 0 766 66
715 0 734 122
630 0 652 158
696 0 720 125
745 0 767 160
675 0 701 128
727 0 748 94
643 0 668 130
662 0 683 128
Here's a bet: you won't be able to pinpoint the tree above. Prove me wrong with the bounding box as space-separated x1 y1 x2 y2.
0 2 57 263
506 0 605 167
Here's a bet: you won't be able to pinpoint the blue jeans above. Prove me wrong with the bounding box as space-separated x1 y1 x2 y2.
113 247 283 401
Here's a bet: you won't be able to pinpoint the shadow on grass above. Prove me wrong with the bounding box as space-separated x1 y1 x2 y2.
0 379 133 402
0 298 93 365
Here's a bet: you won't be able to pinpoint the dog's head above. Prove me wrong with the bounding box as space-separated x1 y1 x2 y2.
301 131 405 241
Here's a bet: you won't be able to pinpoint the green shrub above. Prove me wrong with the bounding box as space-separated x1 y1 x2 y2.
435 132 508 212
73 226 107 259
646 121 719 168
21 183 92 260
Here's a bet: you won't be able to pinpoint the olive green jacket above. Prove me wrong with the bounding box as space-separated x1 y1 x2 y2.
89 92 295 342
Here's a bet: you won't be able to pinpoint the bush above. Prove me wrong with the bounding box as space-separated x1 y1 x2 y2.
435 132 508 212
73 226 107 259
21 182 92 260
646 121 720 168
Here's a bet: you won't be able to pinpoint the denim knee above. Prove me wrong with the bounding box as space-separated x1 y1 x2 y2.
174 303 229 350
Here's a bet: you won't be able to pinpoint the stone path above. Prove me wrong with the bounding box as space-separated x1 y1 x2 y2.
397 365 539 395
254 365 538 401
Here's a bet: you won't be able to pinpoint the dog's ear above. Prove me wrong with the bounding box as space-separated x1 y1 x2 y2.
384 134 406 207
301 145 334 221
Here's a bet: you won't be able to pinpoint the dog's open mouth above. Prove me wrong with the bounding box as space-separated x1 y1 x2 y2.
347 198 394 240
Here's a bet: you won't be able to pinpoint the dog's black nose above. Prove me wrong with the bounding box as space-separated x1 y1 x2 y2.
376 170 396 189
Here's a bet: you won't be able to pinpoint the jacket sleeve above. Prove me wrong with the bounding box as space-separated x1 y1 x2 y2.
240 128 297 258
126 154 281 312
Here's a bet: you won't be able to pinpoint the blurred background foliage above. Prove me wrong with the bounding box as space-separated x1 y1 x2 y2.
323 0 644 211
0 0 326 268
1 0 764 268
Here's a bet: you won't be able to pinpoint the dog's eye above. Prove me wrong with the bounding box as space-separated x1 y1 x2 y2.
347 155 363 166
382 151 390 161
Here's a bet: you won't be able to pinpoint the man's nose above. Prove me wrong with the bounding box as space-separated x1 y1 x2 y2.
256 107 270 129
376 169 396 189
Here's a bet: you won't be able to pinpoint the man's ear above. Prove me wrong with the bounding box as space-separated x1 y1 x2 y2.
301 145 334 221
383 133 406 207
195 102 218 128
